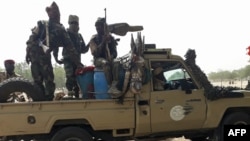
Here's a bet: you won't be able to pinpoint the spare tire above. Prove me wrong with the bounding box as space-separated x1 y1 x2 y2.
0 77 45 103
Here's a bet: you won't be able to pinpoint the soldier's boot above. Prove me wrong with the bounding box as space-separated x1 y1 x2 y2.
74 92 79 98
67 90 75 98
73 86 80 98
108 81 122 98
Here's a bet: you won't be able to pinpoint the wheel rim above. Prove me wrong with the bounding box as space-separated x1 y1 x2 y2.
234 121 248 125
65 137 82 141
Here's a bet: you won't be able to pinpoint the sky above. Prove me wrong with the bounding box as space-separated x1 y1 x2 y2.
1 0 250 74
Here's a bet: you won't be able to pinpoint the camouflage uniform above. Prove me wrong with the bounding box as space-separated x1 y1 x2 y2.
26 2 82 101
0 60 24 102
26 21 55 101
0 60 20 82
88 18 118 85
0 72 20 82
54 15 89 98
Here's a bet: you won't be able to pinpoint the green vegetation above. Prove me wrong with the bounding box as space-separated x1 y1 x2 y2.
207 65 250 81
0 61 66 88
1 61 250 88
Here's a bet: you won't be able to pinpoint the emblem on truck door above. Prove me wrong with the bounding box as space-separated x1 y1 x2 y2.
170 105 185 121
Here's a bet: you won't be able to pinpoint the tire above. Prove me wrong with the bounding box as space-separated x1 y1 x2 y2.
212 112 250 141
51 126 93 141
223 112 250 125
0 77 45 102
191 137 208 141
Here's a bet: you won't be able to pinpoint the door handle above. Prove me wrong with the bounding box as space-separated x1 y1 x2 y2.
186 99 201 102
155 99 165 104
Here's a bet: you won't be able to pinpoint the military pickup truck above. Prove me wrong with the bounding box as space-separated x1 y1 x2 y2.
0 33 249 141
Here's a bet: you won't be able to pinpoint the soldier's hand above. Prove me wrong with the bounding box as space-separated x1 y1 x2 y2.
101 34 111 44
45 48 52 55
77 62 84 69
25 54 31 64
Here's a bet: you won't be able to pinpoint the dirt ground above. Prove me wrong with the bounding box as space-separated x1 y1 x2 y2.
127 136 192 141
159 136 191 141
211 80 248 88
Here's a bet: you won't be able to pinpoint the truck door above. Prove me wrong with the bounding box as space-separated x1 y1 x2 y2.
150 60 207 133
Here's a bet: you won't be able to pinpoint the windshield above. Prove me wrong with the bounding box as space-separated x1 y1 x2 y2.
164 68 191 81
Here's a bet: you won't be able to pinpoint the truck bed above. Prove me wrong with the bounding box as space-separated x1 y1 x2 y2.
0 99 135 136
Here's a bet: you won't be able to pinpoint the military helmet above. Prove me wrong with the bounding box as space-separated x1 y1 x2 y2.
68 15 79 24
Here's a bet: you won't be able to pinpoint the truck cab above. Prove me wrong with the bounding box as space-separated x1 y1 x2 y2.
134 47 207 138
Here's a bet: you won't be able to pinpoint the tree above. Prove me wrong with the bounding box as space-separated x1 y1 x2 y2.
53 64 66 88
242 65 250 78
14 61 66 89
15 62 32 80
207 66 250 81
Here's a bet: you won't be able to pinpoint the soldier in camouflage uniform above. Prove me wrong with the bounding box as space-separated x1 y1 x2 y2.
88 17 121 94
0 60 25 102
0 59 20 82
53 15 89 98
25 2 83 101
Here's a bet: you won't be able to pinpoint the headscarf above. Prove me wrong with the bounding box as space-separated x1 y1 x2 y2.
95 17 105 26
46 1 60 23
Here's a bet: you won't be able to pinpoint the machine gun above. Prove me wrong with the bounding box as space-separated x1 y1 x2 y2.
103 8 144 62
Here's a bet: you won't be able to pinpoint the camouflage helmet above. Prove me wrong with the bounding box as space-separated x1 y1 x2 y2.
95 17 105 26
4 59 15 65
68 15 79 24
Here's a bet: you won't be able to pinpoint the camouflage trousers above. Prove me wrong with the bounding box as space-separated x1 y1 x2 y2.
30 59 55 101
94 58 120 86
63 58 80 98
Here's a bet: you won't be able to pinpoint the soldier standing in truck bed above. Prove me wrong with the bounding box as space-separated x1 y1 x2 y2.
53 15 89 98
25 2 83 101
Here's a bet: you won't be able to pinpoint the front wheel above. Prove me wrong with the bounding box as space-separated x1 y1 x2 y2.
51 126 93 141
212 112 250 141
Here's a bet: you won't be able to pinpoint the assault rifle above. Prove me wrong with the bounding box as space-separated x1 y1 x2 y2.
37 20 50 53
104 8 112 62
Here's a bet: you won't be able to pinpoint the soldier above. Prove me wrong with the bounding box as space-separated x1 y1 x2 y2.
25 2 83 101
0 59 20 82
0 59 26 102
88 17 121 94
53 15 89 98
152 66 166 91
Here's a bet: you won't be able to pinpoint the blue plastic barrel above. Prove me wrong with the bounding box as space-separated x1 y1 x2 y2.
76 66 95 99
94 69 110 99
